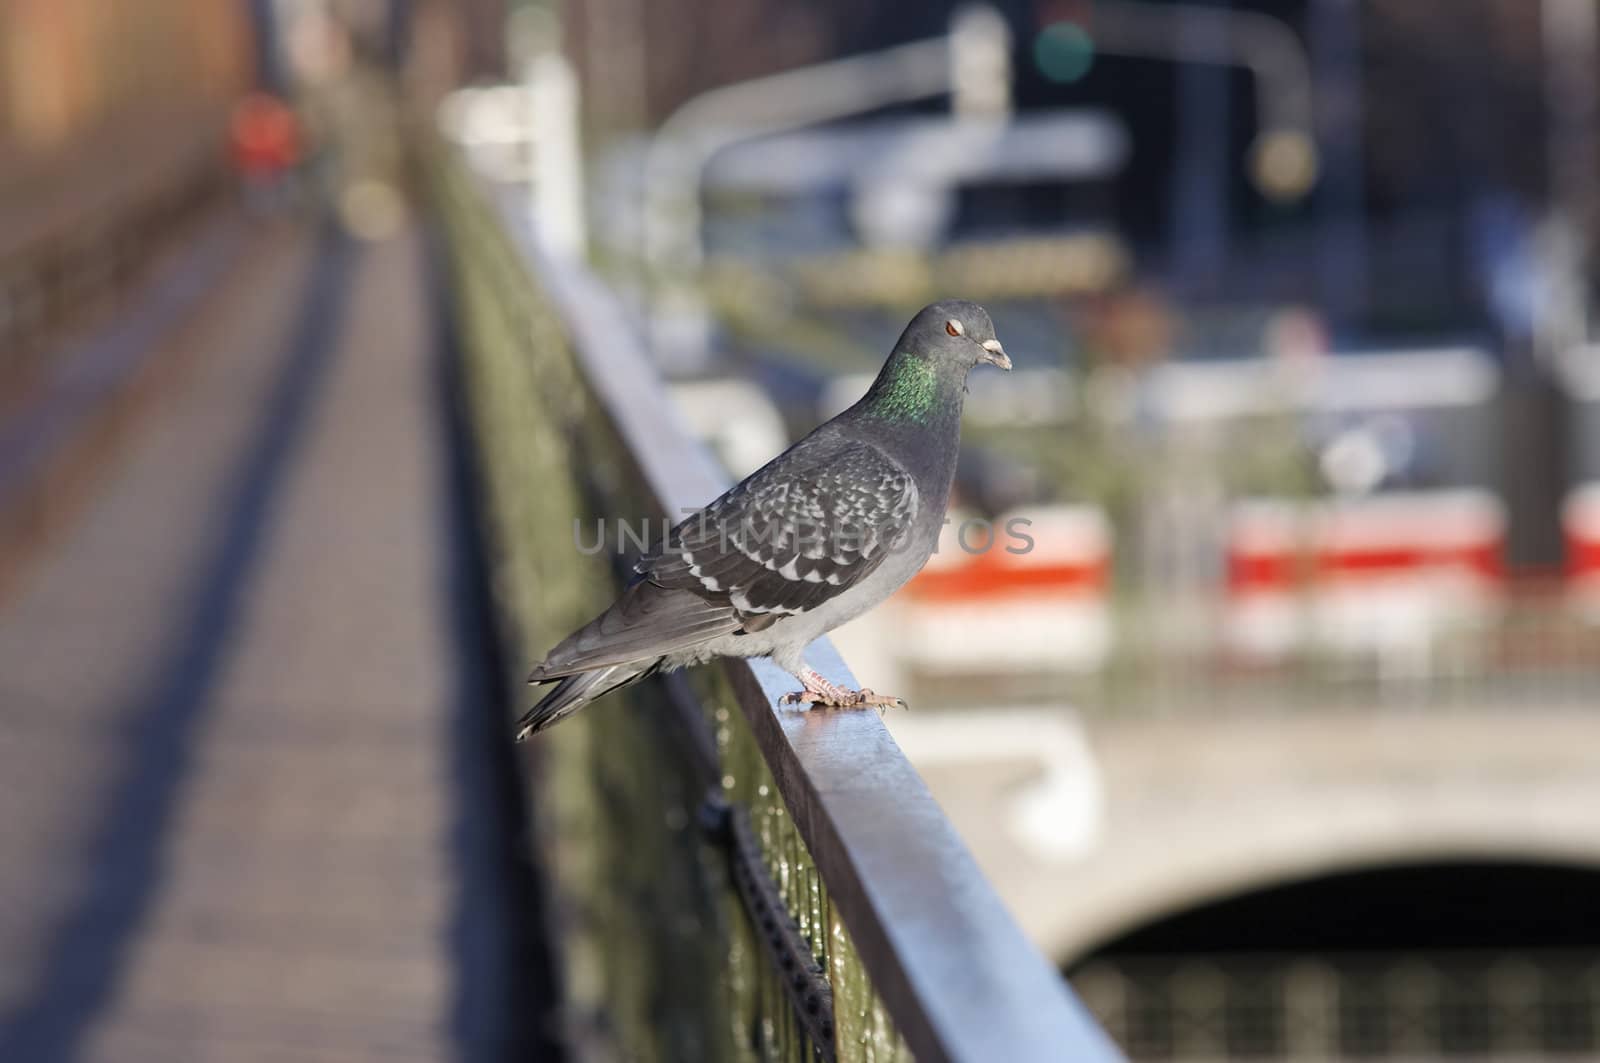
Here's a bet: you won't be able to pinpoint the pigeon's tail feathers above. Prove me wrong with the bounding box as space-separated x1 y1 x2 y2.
516 659 657 740
526 582 738 683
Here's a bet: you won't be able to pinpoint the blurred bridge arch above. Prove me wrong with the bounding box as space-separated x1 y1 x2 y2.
886 705 1600 966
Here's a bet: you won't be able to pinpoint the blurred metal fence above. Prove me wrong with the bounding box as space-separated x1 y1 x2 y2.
424 136 1119 1061
1074 950 1600 1060
0 113 232 385
897 590 1600 721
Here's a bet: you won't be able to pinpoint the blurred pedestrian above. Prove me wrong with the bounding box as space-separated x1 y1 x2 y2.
230 92 303 214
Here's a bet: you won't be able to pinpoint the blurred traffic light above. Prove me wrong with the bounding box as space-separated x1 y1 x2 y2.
1034 0 1095 84
1035 23 1096 83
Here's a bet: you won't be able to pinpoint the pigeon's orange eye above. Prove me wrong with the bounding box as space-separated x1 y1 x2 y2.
946 320 963 337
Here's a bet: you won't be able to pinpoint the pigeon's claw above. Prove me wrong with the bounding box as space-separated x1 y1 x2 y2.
779 671 908 712
854 689 908 711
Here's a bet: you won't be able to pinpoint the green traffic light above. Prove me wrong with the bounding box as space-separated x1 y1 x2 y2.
1034 22 1095 84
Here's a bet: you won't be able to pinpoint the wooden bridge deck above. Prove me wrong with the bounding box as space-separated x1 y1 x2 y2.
0 217 528 1062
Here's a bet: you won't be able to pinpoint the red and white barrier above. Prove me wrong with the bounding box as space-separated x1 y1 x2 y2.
895 505 1114 673
1225 489 1506 665
1564 483 1600 621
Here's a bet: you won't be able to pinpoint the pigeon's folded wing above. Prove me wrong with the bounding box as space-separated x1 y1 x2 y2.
528 579 740 681
644 437 920 626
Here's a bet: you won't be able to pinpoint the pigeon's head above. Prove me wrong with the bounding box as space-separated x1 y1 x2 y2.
861 300 1010 424
903 299 1011 374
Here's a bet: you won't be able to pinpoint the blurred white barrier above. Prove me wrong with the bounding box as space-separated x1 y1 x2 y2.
1564 483 1600 621
896 505 1114 673
1225 490 1506 671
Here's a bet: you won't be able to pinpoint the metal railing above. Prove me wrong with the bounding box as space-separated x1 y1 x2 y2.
426 138 1119 1061
0 111 232 385
1074 949 1600 1060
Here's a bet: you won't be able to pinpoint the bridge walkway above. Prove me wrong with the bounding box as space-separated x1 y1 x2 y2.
0 215 531 1062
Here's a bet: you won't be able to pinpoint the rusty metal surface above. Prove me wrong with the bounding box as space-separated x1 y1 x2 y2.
487 181 1122 1063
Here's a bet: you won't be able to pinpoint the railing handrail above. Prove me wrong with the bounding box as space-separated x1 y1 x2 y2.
478 177 1122 1062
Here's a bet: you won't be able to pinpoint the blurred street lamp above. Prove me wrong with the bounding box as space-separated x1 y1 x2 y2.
1042 0 1319 204
1249 129 1319 203
703 111 1129 256
951 4 1014 119
642 6 1012 370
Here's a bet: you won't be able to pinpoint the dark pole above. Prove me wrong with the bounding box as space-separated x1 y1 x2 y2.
1501 0 1598 570
1171 0 1232 297
247 0 286 94
387 0 415 69
1310 0 1367 339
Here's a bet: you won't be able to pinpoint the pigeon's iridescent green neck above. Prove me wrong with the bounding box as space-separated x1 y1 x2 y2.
865 353 939 422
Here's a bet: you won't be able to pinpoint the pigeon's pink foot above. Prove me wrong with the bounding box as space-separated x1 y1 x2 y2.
779 670 907 710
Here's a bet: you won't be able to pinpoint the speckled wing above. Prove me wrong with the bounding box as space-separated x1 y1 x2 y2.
644 437 920 625
527 575 743 682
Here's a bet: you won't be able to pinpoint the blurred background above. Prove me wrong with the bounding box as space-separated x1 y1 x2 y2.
550 3 1600 1055
8 0 1600 1060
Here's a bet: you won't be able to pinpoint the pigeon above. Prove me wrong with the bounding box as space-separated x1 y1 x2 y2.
516 299 1010 740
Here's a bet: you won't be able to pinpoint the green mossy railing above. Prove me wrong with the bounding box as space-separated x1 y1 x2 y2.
428 137 1118 1063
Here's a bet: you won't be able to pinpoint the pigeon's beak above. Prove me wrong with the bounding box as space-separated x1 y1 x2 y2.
979 339 1012 371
